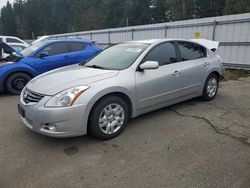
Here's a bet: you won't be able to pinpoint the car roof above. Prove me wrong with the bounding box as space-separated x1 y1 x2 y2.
44 39 94 44
128 38 189 44
127 38 219 51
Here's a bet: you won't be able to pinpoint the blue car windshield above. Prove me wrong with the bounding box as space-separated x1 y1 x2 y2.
21 41 46 57
85 43 149 70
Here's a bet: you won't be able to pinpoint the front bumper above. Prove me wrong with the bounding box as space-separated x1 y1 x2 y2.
18 95 89 138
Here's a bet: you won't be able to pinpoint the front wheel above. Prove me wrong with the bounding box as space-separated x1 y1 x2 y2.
6 73 31 95
201 73 219 101
88 96 129 140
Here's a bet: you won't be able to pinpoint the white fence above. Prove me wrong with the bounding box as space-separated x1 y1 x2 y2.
48 13 250 68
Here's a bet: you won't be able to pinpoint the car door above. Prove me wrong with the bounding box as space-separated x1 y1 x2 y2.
135 42 182 110
32 42 69 73
176 41 210 97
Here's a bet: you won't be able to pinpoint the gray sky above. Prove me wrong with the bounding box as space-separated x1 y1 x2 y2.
0 0 14 8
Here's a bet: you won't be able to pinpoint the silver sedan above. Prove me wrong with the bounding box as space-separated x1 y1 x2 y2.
18 39 224 140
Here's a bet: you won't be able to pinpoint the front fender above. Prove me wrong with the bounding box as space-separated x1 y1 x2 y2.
0 63 39 92
91 86 136 109
76 85 137 134
87 86 136 114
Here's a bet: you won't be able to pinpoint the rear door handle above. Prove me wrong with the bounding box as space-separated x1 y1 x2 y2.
172 70 181 77
203 62 210 66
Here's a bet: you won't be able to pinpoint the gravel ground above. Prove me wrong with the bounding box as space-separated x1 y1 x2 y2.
0 77 250 188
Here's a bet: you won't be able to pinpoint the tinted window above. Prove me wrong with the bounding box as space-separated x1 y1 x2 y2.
41 43 68 56
22 41 46 57
143 42 177 66
0 38 2 42
178 41 206 61
6 38 23 43
69 42 87 52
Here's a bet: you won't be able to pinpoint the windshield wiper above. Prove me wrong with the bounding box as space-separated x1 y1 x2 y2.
84 64 106 69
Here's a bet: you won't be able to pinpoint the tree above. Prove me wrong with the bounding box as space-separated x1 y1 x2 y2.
195 0 226 18
130 0 153 25
151 0 168 23
0 2 17 36
224 0 250 14
102 0 128 27
13 0 27 37
0 0 249 39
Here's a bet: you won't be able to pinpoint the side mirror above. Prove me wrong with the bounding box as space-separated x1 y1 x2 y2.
139 61 159 71
38 51 49 58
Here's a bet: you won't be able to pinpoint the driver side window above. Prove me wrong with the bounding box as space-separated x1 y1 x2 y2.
37 42 68 57
143 42 178 66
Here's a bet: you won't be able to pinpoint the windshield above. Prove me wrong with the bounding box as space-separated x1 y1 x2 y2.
85 43 149 70
21 41 46 57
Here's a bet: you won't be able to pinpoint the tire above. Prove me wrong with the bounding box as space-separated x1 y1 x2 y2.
201 73 219 101
88 96 129 140
6 73 31 95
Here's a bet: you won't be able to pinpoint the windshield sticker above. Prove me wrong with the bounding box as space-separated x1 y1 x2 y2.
126 48 142 53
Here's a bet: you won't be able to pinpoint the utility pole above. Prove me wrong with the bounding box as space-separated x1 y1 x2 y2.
31 32 35 40
126 17 129 27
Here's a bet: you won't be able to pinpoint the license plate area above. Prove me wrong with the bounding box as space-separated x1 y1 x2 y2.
18 104 25 118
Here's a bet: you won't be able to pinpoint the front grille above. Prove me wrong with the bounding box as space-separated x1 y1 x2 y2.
23 88 45 104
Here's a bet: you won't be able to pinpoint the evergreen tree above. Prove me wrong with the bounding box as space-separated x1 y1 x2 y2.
224 0 250 14
1 2 17 36
0 0 249 39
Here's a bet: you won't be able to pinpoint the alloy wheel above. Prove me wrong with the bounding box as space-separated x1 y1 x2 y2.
98 103 125 135
207 77 218 98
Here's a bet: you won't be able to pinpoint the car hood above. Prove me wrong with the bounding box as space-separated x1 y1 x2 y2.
26 65 119 95
0 41 23 57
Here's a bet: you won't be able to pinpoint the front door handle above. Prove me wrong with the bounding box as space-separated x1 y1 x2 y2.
172 70 181 77
203 62 210 66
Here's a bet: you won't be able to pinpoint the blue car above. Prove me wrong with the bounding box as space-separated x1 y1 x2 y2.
0 39 102 94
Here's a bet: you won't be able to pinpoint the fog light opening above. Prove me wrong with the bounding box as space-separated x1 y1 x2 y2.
42 123 58 132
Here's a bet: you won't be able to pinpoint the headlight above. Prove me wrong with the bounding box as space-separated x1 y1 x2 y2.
45 86 89 107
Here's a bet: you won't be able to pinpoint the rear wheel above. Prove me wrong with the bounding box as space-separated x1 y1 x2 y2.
6 73 31 95
88 96 129 140
201 73 219 101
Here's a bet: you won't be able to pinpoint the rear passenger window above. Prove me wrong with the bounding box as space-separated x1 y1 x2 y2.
42 43 68 56
68 42 87 52
178 41 206 61
143 42 177 66
6 38 23 44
